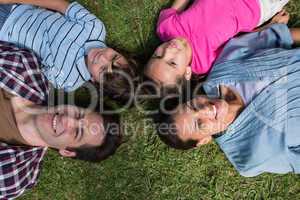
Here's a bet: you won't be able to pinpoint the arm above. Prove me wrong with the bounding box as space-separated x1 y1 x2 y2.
171 0 190 12
254 10 289 32
290 28 300 45
0 0 69 13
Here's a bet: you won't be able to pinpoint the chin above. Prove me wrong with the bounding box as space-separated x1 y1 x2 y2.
215 99 229 119
36 113 54 133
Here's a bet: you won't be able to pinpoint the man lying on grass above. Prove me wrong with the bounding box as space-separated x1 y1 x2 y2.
156 24 300 177
0 41 121 199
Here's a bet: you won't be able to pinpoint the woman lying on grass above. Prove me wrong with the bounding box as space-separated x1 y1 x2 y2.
144 0 289 91
156 23 300 177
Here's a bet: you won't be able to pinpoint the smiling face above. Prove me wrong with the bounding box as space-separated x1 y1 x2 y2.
145 38 192 87
173 96 231 145
86 47 130 82
34 105 105 150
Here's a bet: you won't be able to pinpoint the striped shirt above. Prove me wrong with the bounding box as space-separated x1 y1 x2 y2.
0 2 107 91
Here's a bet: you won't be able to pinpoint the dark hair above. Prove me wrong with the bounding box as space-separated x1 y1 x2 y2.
154 97 198 150
141 74 189 97
100 51 139 104
68 114 122 162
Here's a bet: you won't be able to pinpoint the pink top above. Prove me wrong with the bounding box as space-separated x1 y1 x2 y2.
157 0 261 74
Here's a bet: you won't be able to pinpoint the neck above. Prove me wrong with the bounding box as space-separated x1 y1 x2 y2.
220 85 245 125
10 96 48 147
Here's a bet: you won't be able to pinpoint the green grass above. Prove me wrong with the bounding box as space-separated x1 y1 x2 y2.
21 0 300 200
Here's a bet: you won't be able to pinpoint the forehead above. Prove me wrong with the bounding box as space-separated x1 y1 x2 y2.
82 111 105 146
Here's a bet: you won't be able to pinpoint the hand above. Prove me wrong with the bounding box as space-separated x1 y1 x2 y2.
0 0 69 13
172 0 190 12
271 9 290 24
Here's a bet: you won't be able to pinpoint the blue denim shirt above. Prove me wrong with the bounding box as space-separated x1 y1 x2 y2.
203 24 300 177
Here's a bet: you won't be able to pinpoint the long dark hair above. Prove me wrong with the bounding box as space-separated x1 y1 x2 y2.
100 48 139 104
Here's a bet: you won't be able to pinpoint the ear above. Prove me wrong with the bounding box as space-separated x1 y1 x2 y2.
184 66 192 80
59 149 77 158
196 136 212 147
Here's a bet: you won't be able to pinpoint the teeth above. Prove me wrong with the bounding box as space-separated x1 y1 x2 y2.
213 105 217 118
52 114 57 133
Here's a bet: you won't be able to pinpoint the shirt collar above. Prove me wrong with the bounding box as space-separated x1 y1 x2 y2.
84 40 107 55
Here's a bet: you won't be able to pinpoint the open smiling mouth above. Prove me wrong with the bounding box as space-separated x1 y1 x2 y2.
212 105 217 119
52 113 59 136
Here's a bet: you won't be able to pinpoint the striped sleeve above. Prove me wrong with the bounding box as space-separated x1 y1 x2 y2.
65 2 106 40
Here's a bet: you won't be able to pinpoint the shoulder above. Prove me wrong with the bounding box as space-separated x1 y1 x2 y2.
157 8 178 28
156 8 180 40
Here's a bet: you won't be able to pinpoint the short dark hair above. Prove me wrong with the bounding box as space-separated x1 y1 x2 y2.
154 97 198 150
68 114 122 162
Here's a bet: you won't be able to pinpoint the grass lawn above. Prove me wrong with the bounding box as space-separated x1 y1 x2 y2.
21 0 300 199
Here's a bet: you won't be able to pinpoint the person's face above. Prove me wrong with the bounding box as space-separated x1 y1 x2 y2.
145 38 192 87
86 47 129 82
34 105 105 150
173 96 230 145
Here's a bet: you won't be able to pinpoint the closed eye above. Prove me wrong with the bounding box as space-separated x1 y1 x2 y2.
168 61 177 66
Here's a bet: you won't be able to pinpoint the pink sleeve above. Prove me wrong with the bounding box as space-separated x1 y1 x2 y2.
156 8 179 41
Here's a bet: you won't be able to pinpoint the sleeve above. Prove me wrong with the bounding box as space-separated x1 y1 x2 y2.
156 8 180 41
215 24 293 64
0 41 49 105
65 2 106 41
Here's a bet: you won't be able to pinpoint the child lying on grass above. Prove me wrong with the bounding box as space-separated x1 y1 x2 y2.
0 0 137 100
144 0 290 92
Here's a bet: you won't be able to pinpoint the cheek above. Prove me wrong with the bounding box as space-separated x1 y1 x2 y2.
201 121 223 133
53 135 76 148
200 122 215 133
